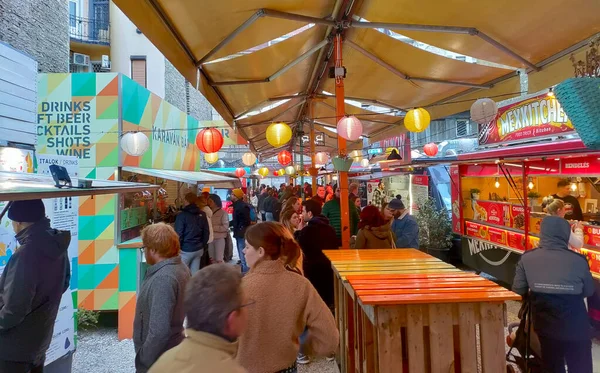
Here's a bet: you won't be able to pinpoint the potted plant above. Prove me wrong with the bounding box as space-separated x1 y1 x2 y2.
470 188 481 200
415 197 453 260
332 156 353 172
528 191 541 207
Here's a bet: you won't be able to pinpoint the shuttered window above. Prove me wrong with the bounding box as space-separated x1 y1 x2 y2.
131 56 147 87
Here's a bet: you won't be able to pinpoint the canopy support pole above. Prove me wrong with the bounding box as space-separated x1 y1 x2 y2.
334 33 350 249
262 9 337 27
310 103 317 196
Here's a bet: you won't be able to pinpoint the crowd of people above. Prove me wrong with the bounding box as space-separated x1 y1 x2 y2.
1 179 597 373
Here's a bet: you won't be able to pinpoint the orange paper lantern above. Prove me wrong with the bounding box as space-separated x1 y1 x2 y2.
423 143 438 157
234 168 246 178
196 128 224 153
278 150 292 166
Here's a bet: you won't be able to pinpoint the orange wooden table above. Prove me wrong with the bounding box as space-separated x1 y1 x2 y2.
323 249 460 373
347 274 520 373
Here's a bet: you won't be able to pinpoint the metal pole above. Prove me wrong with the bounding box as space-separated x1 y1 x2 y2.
523 162 529 251
300 128 305 198
334 33 350 249
310 103 317 196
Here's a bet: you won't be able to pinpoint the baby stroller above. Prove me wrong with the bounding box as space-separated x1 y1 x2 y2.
506 299 543 372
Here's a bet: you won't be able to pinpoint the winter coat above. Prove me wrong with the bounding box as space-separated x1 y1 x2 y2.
174 204 210 252
211 208 230 240
134 256 190 373
355 222 395 249
295 215 339 307
391 212 419 249
322 198 359 242
202 206 214 244
238 260 339 373
0 219 70 363
231 200 251 239
263 195 276 213
513 216 595 341
149 330 246 373
257 192 268 212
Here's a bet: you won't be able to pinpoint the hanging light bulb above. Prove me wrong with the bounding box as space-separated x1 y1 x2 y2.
528 177 534 190
494 177 500 188
571 181 578 192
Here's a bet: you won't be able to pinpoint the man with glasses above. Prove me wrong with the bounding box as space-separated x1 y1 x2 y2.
149 264 251 373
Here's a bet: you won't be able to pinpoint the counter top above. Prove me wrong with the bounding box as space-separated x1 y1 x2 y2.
117 237 142 249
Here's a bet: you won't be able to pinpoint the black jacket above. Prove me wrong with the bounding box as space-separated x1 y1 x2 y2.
257 192 268 212
294 215 339 307
174 204 209 252
0 219 70 362
513 216 595 341
231 200 251 238
263 195 276 213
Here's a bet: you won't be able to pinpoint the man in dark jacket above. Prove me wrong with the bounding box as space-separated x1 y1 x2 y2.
262 188 277 222
0 200 70 372
513 216 594 373
295 199 339 309
231 189 251 273
175 193 209 275
257 186 268 221
388 198 419 249
322 185 359 246
134 223 190 373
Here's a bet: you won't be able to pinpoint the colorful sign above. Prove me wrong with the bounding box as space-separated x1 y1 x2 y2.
479 93 574 146
465 220 539 252
583 225 600 248
409 175 429 214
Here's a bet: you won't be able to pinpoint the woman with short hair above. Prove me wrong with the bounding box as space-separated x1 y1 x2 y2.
134 223 191 373
238 222 339 373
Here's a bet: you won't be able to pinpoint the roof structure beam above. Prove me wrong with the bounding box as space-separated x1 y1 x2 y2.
210 39 330 86
344 96 406 112
239 100 306 127
345 39 491 89
351 20 539 71
261 9 337 27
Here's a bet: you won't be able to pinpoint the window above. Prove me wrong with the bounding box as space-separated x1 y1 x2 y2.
130 56 147 87
69 1 77 28
455 119 469 137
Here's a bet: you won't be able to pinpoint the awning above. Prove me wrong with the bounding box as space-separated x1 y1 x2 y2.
113 0 600 152
123 167 242 188
0 171 158 202
456 139 588 163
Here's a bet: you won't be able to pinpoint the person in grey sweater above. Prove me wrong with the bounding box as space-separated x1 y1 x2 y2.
134 223 191 373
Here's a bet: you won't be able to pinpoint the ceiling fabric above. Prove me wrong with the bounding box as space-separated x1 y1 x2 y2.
113 0 599 152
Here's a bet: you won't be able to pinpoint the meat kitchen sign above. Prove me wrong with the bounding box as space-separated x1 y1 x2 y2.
478 93 574 146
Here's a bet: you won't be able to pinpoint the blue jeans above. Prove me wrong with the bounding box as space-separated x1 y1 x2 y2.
299 327 308 355
265 212 275 221
235 237 248 273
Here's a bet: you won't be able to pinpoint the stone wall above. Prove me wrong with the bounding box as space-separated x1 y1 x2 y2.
187 82 213 121
0 0 69 73
164 59 214 121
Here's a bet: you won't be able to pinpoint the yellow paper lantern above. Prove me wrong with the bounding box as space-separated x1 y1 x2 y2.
242 152 257 166
266 122 292 147
204 152 219 164
258 167 269 177
404 108 431 133
278 168 285 176
285 166 296 175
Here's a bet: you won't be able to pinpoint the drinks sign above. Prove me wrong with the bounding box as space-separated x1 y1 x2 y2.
479 93 575 146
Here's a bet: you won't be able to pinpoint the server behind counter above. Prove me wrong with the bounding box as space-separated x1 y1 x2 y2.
551 179 584 221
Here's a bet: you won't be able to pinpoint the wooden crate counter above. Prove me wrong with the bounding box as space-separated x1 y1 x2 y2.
347 273 521 373
323 249 459 373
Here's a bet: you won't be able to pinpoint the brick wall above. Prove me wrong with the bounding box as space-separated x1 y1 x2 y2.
0 0 69 73
164 59 213 121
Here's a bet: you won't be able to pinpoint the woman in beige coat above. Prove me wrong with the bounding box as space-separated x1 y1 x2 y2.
238 222 339 373
355 205 395 249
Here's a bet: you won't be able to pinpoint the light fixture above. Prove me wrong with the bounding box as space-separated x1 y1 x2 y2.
387 149 402 161
528 177 534 190
360 158 370 168
196 128 224 153
266 122 292 147
494 177 500 188
337 116 363 141
547 87 555 97
242 152 257 166
121 131 150 156
571 181 578 191
404 108 431 133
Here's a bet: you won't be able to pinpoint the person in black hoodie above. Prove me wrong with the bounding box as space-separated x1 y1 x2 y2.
513 215 594 373
295 199 339 309
231 189 251 273
175 193 209 275
0 199 70 372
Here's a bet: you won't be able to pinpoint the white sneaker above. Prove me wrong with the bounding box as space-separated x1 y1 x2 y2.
297 354 310 365
326 356 335 362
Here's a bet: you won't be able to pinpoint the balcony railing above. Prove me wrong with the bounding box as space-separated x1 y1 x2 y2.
69 15 110 45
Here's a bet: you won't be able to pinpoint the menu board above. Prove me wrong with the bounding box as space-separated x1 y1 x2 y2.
465 220 539 252
472 200 528 229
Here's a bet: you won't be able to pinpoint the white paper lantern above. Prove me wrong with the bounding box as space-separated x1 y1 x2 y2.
315 152 329 164
337 115 363 141
285 166 296 175
121 132 149 156
470 98 498 125
360 158 370 168
242 152 257 166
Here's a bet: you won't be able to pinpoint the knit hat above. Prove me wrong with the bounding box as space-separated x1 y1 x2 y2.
232 189 244 200
388 198 405 210
8 199 46 222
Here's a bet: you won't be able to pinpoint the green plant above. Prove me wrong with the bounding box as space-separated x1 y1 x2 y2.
77 308 100 329
527 191 541 198
415 197 453 252
469 188 481 194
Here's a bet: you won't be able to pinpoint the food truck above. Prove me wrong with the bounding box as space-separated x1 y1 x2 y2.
451 90 600 285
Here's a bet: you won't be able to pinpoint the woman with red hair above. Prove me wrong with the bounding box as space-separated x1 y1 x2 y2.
354 205 396 249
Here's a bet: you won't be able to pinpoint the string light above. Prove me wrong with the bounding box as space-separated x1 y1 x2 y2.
494 177 500 188
528 177 534 190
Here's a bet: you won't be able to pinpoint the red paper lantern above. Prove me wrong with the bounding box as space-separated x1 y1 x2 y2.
273 171 279 176
423 142 438 157
196 128 224 153
234 168 246 178
277 150 292 166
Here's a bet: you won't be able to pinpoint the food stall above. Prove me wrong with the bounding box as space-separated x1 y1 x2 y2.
451 90 600 284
